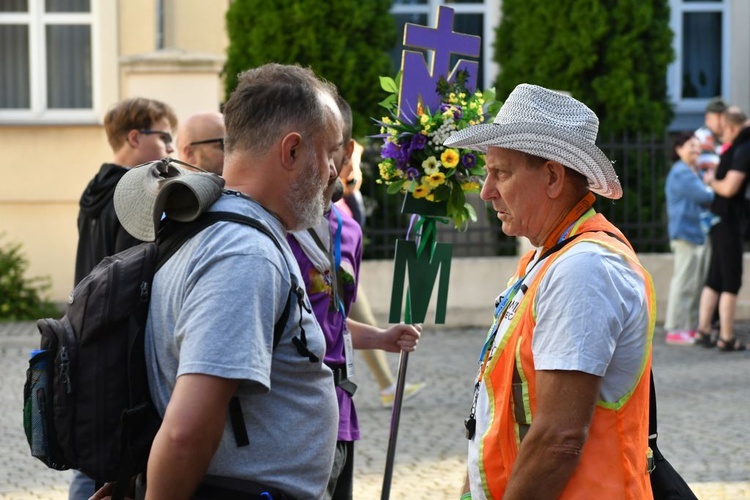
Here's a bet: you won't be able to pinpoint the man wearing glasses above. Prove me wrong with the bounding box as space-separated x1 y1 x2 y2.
70 96 177 498
176 111 226 175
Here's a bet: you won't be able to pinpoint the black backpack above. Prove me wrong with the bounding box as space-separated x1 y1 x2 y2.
23 211 302 499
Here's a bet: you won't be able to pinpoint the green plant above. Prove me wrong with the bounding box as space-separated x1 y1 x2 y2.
225 0 396 138
0 235 59 321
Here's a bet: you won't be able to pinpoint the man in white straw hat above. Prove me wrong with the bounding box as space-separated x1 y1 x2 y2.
445 84 655 499
96 64 343 500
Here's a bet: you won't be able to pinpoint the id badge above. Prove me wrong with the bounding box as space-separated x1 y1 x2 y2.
343 327 356 379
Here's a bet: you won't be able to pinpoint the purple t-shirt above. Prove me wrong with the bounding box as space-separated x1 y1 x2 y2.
287 208 363 441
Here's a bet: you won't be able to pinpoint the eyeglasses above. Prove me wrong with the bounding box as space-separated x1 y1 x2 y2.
189 138 225 152
139 129 173 146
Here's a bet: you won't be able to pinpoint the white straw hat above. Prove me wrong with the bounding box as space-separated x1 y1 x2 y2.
445 83 622 199
113 158 225 241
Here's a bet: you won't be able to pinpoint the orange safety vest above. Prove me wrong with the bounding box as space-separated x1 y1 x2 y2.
479 213 655 499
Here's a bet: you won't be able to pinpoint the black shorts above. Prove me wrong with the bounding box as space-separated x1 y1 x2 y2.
706 220 744 294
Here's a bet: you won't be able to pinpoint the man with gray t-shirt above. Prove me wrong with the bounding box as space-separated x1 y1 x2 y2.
101 64 344 500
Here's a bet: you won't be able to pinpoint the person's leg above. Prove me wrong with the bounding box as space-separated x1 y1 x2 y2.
326 441 355 500
717 292 738 343
360 349 395 389
697 286 719 334
350 284 426 406
693 238 711 329
330 441 354 500
68 470 96 500
664 239 694 332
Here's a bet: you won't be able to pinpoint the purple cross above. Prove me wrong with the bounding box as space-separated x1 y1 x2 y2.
398 6 481 122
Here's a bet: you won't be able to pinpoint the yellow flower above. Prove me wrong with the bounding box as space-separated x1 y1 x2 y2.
422 156 441 175
420 113 430 126
425 172 446 187
382 116 392 124
461 181 481 192
426 193 435 201
441 149 460 168
413 184 431 199
417 101 424 116
379 161 397 181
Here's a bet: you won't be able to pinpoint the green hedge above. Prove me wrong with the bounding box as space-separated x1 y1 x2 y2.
225 0 396 138
494 0 674 136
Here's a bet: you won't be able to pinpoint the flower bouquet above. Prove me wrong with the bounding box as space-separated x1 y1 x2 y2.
375 70 499 228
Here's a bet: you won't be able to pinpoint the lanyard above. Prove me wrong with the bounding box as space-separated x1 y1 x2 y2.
308 206 345 316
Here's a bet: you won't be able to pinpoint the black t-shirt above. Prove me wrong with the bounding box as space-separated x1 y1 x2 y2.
711 126 750 228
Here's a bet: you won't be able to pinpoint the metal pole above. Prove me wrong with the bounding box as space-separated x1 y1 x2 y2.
380 349 410 500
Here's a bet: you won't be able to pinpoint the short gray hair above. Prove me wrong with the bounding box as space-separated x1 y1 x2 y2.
223 63 338 155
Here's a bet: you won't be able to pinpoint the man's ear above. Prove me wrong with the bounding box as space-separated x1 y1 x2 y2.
280 132 303 171
126 129 140 149
343 138 355 163
546 161 566 198
181 145 195 163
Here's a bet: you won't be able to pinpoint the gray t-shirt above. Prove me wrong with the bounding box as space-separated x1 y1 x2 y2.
145 192 338 499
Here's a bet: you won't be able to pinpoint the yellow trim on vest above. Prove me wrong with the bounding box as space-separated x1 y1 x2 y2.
512 338 532 445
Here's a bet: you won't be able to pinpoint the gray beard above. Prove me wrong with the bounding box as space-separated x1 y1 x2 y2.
287 163 326 230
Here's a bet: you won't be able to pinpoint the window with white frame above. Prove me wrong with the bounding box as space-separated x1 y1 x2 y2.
390 0 498 90
668 0 729 114
0 0 94 121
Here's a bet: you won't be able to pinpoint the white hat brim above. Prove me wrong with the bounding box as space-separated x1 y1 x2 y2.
445 122 622 199
114 160 225 241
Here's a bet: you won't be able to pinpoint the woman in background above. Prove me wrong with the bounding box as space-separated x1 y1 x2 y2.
664 132 715 345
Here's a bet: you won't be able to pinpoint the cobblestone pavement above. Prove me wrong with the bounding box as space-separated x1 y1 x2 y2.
1 321 749 499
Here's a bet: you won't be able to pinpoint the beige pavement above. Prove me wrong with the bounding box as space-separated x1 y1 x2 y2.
1 324 749 498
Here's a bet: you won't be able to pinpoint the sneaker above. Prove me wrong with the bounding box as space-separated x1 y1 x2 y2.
380 382 426 408
665 330 696 346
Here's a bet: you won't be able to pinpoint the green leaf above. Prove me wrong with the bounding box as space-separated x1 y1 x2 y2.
380 76 398 93
487 101 502 117
469 166 485 176
386 179 407 194
466 203 478 222
378 95 397 110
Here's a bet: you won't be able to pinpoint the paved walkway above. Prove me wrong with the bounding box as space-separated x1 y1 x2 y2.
1 321 749 499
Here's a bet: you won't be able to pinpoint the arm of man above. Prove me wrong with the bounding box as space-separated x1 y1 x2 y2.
146 373 240 500
503 370 602 500
710 170 746 197
345 318 421 352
